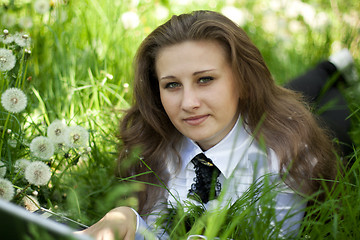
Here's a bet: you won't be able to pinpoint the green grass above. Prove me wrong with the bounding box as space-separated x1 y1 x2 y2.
1 0 360 239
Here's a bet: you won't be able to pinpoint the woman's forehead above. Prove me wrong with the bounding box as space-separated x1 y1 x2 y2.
155 40 230 77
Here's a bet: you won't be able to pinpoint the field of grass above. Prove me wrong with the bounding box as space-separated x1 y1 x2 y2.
1 0 360 239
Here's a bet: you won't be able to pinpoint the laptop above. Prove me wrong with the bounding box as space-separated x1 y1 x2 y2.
0 199 93 240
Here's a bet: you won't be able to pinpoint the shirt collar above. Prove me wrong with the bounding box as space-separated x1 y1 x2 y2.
179 115 254 178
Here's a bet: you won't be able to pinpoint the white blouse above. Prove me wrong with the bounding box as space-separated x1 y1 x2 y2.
134 117 306 239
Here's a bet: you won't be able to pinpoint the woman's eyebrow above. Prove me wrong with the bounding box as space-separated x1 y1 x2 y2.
159 75 176 81
159 69 216 81
193 69 215 76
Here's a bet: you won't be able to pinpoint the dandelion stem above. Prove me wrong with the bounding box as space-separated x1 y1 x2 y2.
14 183 31 200
15 48 26 88
51 154 66 179
0 71 5 90
21 60 29 89
0 113 11 158
56 156 76 181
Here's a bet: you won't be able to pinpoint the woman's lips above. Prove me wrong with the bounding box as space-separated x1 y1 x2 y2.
183 115 209 126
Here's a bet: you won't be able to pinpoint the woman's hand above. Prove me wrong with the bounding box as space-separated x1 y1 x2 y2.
76 206 137 240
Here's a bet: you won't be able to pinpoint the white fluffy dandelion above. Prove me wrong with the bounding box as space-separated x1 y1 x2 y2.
121 11 140 29
308 12 330 31
14 33 31 48
65 125 89 148
0 178 15 201
14 158 31 173
8 139 17 148
0 48 16 71
34 0 50 14
30 136 55 160
155 5 169 21
1 14 17 28
47 119 68 144
221 6 247 27
0 161 6 178
24 161 51 186
1 88 27 113
1 32 14 44
22 195 40 211
18 17 34 29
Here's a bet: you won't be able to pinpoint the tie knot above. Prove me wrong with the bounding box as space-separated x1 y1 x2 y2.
191 153 214 167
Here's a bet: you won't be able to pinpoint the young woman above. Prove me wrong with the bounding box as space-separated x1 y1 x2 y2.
79 10 351 240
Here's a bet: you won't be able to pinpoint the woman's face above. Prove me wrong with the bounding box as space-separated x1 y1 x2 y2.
156 40 240 150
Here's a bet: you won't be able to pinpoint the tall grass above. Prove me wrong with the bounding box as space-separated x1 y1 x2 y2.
1 0 359 238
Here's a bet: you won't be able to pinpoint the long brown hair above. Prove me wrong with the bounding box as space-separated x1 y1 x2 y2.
116 10 337 215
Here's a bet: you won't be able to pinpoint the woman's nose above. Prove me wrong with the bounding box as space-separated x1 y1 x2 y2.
181 87 200 111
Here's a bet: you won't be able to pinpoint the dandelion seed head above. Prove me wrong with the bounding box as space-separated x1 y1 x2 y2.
121 11 140 30
22 195 40 212
288 20 304 34
123 83 130 93
1 88 27 113
1 14 17 28
0 161 6 178
0 48 16 72
105 73 113 80
8 139 17 148
47 119 68 144
34 0 51 14
65 125 89 148
0 178 15 201
155 5 169 21
14 158 31 173
221 6 247 27
308 12 330 31
30 136 55 160
18 16 34 29
14 33 31 48
1 33 14 45
24 161 51 186
343 10 360 28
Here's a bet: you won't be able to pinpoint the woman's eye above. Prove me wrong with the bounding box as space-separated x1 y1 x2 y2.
165 82 181 89
198 76 214 84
